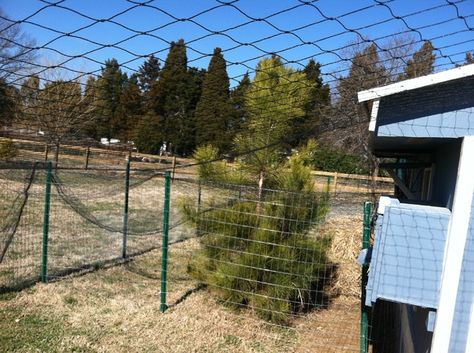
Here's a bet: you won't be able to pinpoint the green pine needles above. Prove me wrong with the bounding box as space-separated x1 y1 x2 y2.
183 149 331 325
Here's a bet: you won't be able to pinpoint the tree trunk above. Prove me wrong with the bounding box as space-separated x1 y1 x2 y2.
256 170 265 216
54 143 60 169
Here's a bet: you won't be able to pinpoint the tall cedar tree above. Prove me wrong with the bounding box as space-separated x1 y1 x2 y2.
138 55 160 93
134 46 204 154
138 55 160 112
155 39 202 156
290 59 330 146
81 76 98 138
118 74 142 142
194 47 233 153
154 39 188 150
332 44 387 156
94 59 127 140
235 56 310 193
229 73 251 143
404 41 436 79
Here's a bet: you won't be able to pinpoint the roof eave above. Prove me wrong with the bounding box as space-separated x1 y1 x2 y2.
358 63 474 103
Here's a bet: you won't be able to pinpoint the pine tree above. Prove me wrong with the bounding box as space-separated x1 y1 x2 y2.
95 59 127 140
138 54 160 93
330 43 387 157
0 79 17 126
194 47 233 152
155 39 203 156
181 67 206 155
81 76 98 138
138 55 160 113
229 73 251 145
235 56 311 192
290 59 330 145
404 41 436 79
133 112 162 154
154 39 188 153
118 74 142 142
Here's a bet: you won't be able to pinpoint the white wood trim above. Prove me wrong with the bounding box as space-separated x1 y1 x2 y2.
369 99 379 131
431 136 474 353
358 64 474 102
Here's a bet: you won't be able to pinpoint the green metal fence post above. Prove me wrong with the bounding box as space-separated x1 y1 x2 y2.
326 176 332 193
360 201 372 353
41 161 53 283
122 159 131 258
160 171 171 313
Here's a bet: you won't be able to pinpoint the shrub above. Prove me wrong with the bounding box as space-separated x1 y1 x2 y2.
193 144 252 185
0 139 17 161
183 150 331 324
311 146 369 175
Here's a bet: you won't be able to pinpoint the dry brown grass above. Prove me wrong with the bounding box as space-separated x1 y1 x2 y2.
0 203 365 352
1 152 371 352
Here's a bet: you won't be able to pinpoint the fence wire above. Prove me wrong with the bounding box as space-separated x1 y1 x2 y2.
1 1 473 352
0 161 385 352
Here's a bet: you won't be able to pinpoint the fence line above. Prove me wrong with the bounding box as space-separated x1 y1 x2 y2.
0 161 378 351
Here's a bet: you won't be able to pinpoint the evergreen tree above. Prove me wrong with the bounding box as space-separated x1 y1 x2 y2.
138 55 160 113
194 47 233 152
95 59 127 140
156 39 202 156
138 54 160 93
184 140 331 324
229 73 251 144
330 43 387 157
336 43 387 127
404 41 436 79
181 67 206 155
118 74 142 142
0 79 17 126
134 112 162 154
235 56 311 193
290 59 330 145
81 76 98 138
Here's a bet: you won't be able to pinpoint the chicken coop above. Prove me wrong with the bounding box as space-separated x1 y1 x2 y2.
358 63 474 353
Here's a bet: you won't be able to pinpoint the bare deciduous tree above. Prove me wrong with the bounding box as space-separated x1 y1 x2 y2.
0 9 37 82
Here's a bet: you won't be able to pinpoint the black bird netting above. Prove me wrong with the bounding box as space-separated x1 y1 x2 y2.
1 1 473 352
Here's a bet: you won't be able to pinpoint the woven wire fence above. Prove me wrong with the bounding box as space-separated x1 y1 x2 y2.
0 160 383 352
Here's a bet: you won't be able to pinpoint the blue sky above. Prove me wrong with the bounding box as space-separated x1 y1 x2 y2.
2 0 474 86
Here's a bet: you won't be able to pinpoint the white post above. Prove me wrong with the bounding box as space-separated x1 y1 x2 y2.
431 136 474 352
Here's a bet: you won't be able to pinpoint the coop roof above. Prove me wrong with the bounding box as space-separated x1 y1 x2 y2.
358 64 474 103
357 64 474 155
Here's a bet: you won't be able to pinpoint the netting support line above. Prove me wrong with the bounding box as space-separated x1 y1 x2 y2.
160 171 171 313
360 201 372 353
196 180 202 237
41 161 53 283
122 159 131 259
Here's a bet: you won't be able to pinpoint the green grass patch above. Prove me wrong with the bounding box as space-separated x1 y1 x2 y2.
0 307 65 352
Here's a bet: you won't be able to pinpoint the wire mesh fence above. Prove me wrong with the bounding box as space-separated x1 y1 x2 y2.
0 160 386 352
